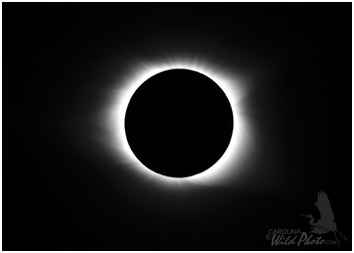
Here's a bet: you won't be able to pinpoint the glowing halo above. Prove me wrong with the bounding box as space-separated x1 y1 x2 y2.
107 58 248 186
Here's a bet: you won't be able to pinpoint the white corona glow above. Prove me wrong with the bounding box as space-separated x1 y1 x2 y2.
107 58 248 187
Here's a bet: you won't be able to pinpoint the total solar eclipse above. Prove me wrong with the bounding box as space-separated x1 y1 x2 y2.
125 69 233 178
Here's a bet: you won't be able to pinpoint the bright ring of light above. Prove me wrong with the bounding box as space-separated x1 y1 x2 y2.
107 59 247 186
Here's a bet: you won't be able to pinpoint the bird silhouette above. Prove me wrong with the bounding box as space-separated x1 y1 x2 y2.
302 191 347 247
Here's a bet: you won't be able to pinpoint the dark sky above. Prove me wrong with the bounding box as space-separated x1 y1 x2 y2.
3 3 352 250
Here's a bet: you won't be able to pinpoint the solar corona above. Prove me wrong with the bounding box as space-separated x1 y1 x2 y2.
107 59 246 185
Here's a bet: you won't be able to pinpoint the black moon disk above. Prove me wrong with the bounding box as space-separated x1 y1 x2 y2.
125 69 234 178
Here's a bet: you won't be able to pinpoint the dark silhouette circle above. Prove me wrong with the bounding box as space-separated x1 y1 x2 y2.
125 69 233 178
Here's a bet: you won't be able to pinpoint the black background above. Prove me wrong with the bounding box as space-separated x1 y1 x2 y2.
3 3 352 250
